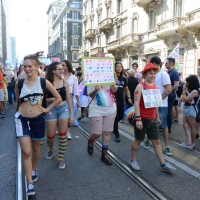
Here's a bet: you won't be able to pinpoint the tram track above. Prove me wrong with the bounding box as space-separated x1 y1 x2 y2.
77 125 168 200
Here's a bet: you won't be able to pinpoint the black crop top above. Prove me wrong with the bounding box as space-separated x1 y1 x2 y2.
46 81 67 101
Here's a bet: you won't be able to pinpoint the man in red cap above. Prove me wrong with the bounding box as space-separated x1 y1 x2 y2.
129 63 176 173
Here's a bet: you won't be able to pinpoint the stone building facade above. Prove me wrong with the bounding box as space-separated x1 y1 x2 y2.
80 0 200 77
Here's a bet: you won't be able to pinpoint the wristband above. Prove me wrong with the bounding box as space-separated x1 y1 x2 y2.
135 116 142 121
164 91 169 96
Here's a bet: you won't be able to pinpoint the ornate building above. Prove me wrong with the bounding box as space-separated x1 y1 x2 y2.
80 0 200 77
47 0 83 68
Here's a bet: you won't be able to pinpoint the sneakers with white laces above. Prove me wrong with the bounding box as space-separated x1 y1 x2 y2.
161 163 176 173
67 132 72 140
129 160 141 171
27 183 35 196
58 160 65 169
164 147 172 156
32 170 38 183
143 140 150 149
179 142 193 150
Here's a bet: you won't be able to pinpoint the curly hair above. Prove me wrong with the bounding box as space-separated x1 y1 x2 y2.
186 75 199 91
62 60 73 73
46 61 60 84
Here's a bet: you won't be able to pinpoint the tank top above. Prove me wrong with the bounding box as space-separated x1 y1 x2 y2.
19 77 43 105
46 80 66 101
184 90 199 106
139 82 157 120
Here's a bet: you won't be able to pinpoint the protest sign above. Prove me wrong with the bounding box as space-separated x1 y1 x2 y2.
142 89 163 108
82 57 115 86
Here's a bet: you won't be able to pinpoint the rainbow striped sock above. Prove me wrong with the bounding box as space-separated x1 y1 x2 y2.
58 133 67 161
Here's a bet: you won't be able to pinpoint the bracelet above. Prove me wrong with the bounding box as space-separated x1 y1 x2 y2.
182 92 186 94
135 116 142 121
70 114 74 117
164 91 169 96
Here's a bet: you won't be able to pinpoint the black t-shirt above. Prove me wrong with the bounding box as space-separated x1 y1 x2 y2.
115 76 128 105
126 76 139 106
77 72 82 79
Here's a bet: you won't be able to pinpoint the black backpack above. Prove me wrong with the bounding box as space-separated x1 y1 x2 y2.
176 82 184 98
18 78 47 108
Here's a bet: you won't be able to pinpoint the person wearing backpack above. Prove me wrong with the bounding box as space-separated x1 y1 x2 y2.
15 54 62 196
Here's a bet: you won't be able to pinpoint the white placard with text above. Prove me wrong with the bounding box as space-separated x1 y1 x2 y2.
142 89 163 108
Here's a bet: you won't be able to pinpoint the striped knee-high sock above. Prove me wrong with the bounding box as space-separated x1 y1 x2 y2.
46 135 55 151
58 133 67 161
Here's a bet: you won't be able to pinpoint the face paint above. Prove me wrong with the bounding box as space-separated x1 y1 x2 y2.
135 90 139 95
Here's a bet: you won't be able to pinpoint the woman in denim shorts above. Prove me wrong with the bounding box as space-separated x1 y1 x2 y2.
45 62 74 170
15 54 62 196
180 75 199 150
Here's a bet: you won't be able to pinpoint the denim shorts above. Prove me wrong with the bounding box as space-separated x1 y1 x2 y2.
15 112 45 140
46 102 70 122
159 107 168 129
183 105 197 118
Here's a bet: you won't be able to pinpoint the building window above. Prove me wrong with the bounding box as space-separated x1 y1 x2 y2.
73 52 78 61
174 0 182 17
70 1 82 9
91 0 93 9
149 9 156 29
117 0 122 14
73 38 78 46
98 13 102 23
117 26 121 39
72 11 78 19
73 24 78 35
132 19 138 34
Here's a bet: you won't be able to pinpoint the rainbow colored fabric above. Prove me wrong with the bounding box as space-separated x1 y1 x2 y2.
124 106 135 118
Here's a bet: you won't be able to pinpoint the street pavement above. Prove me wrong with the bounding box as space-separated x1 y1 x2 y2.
1 104 200 200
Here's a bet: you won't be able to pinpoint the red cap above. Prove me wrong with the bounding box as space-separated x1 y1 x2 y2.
142 63 159 75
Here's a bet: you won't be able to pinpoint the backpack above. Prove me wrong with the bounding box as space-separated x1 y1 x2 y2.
18 78 47 108
10 77 16 88
176 82 184 98
192 90 200 123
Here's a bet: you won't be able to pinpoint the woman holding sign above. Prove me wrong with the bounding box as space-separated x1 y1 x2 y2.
129 63 176 173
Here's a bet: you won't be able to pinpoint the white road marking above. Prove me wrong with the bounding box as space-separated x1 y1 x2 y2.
119 129 200 178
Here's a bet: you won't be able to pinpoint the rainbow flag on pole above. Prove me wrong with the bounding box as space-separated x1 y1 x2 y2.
124 106 135 118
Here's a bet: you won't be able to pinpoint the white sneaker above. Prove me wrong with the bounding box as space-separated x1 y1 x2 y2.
179 142 193 150
129 160 141 171
67 132 72 140
161 163 176 173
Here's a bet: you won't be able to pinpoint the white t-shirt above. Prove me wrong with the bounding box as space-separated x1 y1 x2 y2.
154 70 171 107
63 73 79 96
87 86 116 117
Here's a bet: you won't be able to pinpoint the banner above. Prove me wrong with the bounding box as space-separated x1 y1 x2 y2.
167 42 180 67
51 57 60 63
82 57 115 86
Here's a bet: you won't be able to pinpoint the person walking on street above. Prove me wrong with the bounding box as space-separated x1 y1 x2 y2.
0 65 5 118
149 56 172 155
62 60 80 139
129 63 176 173
113 62 132 142
132 63 142 82
45 61 74 169
180 75 199 150
165 58 179 133
15 54 62 196
87 83 118 165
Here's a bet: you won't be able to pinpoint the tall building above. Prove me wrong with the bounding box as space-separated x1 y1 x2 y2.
8 37 16 65
81 0 200 77
47 0 83 68
0 0 8 65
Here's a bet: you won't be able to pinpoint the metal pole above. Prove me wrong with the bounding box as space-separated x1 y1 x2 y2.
17 141 23 200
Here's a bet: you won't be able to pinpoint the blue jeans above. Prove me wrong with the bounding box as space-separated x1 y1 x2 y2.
159 107 168 129
167 96 175 130
7 85 16 104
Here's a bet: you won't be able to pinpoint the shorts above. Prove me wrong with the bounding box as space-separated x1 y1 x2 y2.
159 107 168 129
89 112 116 134
46 102 70 122
173 99 178 106
15 112 45 140
0 89 4 101
183 105 197 118
134 118 159 141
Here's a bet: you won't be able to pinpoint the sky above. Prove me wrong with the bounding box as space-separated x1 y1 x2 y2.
8 0 55 62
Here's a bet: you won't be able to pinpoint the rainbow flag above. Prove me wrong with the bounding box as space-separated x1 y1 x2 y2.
124 106 135 118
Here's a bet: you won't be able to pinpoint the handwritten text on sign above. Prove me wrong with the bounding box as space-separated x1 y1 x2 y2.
142 89 163 108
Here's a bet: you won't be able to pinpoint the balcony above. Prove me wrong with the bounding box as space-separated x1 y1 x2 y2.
186 8 200 33
156 17 187 39
140 29 157 43
90 46 104 56
84 29 95 40
120 34 141 47
132 0 152 7
107 39 121 52
78 51 89 59
99 18 113 32
82 15 88 23
71 45 80 51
